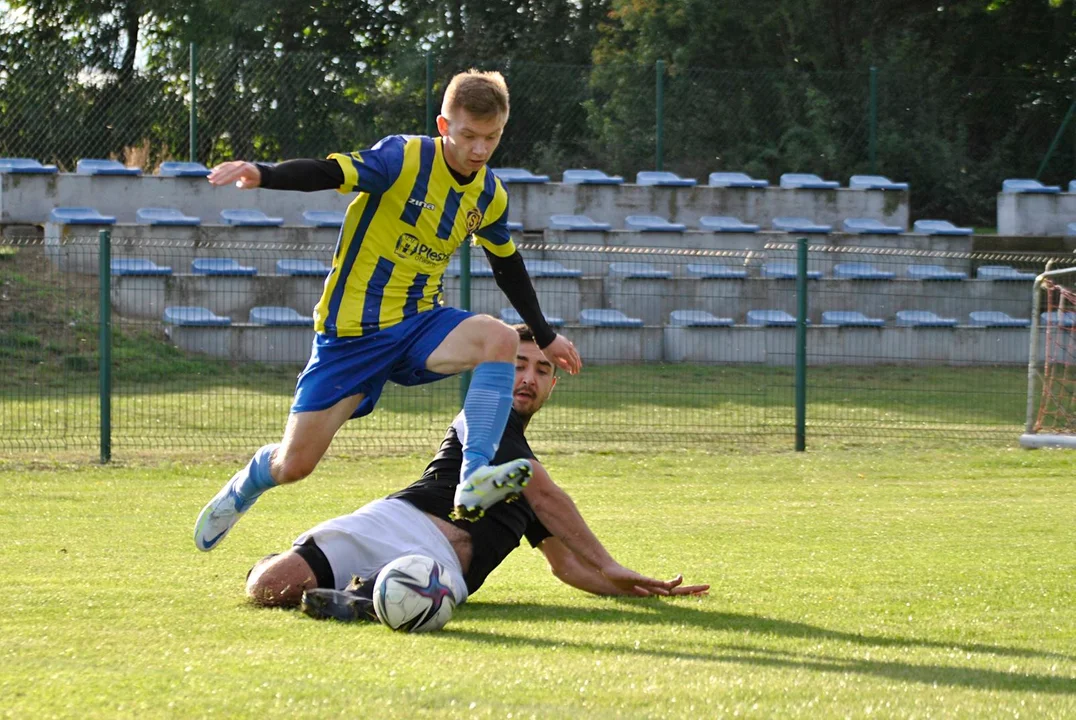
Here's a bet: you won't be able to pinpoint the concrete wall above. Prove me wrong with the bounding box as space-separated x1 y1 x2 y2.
166 324 313 364
997 192 1076 236
112 274 325 322
509 184 909 231
1 173 347 225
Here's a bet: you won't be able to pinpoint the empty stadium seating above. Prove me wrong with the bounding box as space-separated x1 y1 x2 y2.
1002 178 1060 194
562 169 623 185
191 258 257 276
492 168 550 183
249 306 312 326
842 218 902 234
608 262 672 279
685 262 748 279
276 258 330 276
772 217 832 234
302 210 345 227
913 219 972 236
164 306 231 326
548 214 611 231
50 207 116 225
624 215 686 232
779 173 839 190
976 265 1036 281
747 310 798 326
968 311 1030 327
77 159 141 176
136 207 201 226
0 158 57 174
636 171 696 187
220 209 283 226
906 264 968 281
110 258 172 276
848 175 909 191
579 309 643 327
499 307 565 327
708 172 768 188
761 262 822 279
158 161 210 177
698 216 759 232
832 263 895 280
895 310 957 327
821 311 884 327
668 310 733 327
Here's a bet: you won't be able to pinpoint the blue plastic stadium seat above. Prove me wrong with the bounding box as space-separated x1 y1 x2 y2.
708 171 768 188
507 221 524 232
761 261 822 280
832 262 896 281
821 311 884 327
913 219 973 236
276 259 330 276
220 209 284 226
698 215 760 233
746 309 798 327
772 217 832 234
1068 222 1076 237
0 158 58 174
444 257 493 278
136 207 201 226
76 159 141 176
685 262 748 279
499 307 565 327
668 310 733 327
625 215 686 232
548 214 612 231
1070 180 1076 194
491 168 550 184
1002 178 1061 194
608 262 672 279
976 265 1037 281
163 306 231 327
579 309 643 327
779 173 839 190
848 175 909 191
635 171 696 187
110 258 173 276
842 218 902 234
249 306 313 326
969 311 1030 328
562 169 624 185
49 207 116 225
895 310 958 327
906 264 968 281
1042 311 1076 327
302 210 345 228
524 260 582 278
191 258 257 276
158 161 210 177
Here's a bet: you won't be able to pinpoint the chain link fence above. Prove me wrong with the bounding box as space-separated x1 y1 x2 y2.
3 230 1074 457
2 41 1072 225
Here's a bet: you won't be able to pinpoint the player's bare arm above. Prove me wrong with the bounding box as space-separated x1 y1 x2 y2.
539 537 709 597
522 460 680 596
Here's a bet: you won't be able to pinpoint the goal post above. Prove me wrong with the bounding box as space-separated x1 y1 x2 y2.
1021 265 1076 449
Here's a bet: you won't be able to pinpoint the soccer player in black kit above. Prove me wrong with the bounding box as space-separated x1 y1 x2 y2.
245 326 708 622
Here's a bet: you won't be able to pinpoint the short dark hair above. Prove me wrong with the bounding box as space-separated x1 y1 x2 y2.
512 324 557 375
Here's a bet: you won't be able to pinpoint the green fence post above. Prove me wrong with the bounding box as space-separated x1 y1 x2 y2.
189 43 198 163
868 66 878 174
458 241 472 406
794 237 808 452
655 59 665 172
1036 97 1076 180
425 52 435 137
99 229 112 463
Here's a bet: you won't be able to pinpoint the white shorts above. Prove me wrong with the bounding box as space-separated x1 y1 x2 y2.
294 498 469 605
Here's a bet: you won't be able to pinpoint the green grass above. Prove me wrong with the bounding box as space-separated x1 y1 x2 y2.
1 447 1074 717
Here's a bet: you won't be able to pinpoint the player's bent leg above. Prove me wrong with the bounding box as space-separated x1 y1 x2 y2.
426 316 523 517
193 394 363 552
245 550 319 607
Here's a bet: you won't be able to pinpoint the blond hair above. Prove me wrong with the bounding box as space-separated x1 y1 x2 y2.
441 69 510 120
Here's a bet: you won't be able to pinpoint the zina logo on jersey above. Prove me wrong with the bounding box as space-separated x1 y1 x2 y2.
395 233 451 266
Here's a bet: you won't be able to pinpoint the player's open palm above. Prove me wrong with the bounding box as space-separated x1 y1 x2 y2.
543 334 582 375
601 563 677 597
208 161 262 189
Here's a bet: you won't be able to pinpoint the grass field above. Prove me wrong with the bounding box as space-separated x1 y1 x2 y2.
2 446 1074 718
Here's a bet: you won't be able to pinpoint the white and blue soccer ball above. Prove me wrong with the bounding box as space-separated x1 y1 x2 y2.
372 554 457 633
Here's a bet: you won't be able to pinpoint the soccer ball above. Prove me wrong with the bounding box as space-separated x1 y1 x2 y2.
372 554 457 633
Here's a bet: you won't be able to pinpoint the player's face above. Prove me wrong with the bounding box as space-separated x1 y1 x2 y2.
438 109 507 175
513 341 556 417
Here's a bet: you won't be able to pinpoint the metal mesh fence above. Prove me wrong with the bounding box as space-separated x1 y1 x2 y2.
4 229 1074 457
3 42 1071 225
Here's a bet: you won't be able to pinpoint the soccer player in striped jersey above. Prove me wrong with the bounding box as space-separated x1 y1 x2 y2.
194 70 582 552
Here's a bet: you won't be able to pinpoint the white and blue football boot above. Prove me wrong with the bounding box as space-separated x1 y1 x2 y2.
451 458 533 522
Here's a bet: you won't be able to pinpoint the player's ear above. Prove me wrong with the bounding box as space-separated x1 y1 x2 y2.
435 114 450 136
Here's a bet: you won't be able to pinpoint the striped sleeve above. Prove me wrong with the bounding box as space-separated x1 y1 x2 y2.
328 135 406 196
473 175 516 257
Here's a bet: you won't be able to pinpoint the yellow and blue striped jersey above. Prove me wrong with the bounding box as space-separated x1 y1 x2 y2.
316 135 515 337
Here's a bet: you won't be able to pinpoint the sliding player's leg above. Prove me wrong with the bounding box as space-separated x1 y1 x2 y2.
423 314 532 520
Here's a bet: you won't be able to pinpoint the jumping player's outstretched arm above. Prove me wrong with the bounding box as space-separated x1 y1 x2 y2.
207 159 344 191
523 461 707 597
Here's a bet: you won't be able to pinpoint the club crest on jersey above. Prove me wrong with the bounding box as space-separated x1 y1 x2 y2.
395 233 450 266
465 208 483 234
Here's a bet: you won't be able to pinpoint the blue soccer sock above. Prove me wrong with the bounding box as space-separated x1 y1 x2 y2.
232 443 279 508
459 362 515 482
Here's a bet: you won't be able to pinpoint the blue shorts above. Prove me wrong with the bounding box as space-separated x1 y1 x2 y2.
291 306 473 419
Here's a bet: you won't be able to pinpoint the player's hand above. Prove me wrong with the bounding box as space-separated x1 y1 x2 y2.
600 563 677 597
665 573 710 596
207 161 262 189
542 334 582 375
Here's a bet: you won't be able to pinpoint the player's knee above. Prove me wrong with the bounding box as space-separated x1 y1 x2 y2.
480 319 519 362
273 449 319 484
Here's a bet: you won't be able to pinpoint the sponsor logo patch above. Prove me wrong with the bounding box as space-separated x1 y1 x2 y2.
394 233 451 266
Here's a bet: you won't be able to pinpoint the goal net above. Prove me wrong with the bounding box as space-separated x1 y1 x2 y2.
1021 268 1076 449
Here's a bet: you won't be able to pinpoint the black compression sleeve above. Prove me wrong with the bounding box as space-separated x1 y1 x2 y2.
255 159 345 192
484 249 558 348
